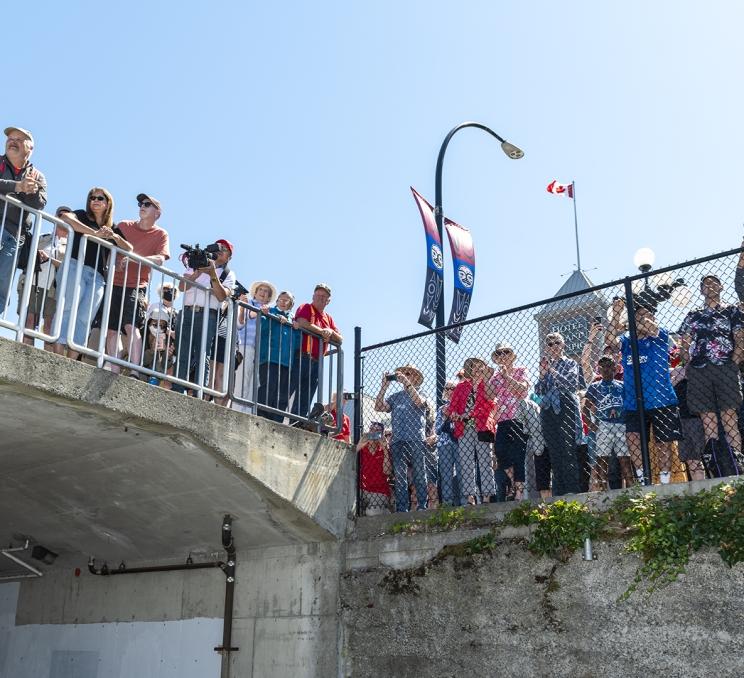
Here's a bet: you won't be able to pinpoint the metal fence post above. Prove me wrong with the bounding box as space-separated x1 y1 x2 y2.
354 326 363 516
623 278 653 484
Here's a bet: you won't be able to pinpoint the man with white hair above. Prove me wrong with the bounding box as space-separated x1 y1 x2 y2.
0 126 47 311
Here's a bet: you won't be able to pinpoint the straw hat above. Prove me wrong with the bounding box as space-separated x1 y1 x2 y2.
394 364 424 387
249 280 277 303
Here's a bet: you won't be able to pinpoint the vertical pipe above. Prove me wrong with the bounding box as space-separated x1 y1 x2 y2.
623 278 652 484
354 326 363 516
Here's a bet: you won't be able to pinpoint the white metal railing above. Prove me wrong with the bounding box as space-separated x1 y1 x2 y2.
0 194 345 429
0 194 74 343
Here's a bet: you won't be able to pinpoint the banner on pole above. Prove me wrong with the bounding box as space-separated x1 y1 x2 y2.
444 217 475 343
411 187 444 329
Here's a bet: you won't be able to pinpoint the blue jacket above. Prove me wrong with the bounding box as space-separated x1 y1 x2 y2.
258 306 298 367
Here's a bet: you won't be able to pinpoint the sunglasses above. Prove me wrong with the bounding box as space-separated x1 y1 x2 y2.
493 349 512 356
89 195 107 202
546 341 562 347
138 201 154 208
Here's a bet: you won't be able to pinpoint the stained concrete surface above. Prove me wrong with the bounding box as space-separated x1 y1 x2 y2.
340 517 744 678
0 338 355 573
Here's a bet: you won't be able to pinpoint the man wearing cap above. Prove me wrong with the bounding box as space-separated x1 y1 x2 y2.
105 194 170 377
171 239 235 394
678 274 744 476
289 283 342 418
0 126 47 311
232 280 277 413
607 299 681 484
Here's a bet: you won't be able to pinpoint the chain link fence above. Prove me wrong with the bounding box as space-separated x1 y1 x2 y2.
354 247 744 516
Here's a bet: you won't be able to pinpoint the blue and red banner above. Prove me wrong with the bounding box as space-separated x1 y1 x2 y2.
444 217 475 343
411 187 444 329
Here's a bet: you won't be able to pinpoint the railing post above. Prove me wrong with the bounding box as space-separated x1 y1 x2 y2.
623 278 653 484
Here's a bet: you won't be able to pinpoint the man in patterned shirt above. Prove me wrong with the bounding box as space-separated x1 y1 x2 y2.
678 274 744 476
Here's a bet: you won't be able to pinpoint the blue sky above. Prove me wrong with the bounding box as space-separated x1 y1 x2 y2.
8 1 744 361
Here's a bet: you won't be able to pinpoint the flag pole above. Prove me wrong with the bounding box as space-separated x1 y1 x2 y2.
571 180 581 271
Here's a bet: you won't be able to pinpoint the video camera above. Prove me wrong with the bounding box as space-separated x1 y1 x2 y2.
179 242 222 270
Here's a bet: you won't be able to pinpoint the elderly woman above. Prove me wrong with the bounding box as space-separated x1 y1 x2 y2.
257 290 299 421
232 280 277 413
53 188 132 359
446 357 497 504
534 332 585 496
488 342 530 501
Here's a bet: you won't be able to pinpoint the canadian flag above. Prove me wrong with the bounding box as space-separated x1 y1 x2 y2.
547 180 574 198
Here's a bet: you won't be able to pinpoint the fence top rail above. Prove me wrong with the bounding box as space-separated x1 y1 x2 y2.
1 193 69 228
360 245 744 352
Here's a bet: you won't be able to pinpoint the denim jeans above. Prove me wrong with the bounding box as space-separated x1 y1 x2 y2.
171 308 218 393
391 440 428 512
437 439 459 505
56 258 105 348
289 352 319 418
0 229 18 313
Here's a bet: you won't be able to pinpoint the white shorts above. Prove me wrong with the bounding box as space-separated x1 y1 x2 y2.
595 420 629 458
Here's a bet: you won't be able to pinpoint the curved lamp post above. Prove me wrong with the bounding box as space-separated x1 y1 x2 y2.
433 122 524 403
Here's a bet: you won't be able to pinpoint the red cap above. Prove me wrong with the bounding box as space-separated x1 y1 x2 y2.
215 239 234 255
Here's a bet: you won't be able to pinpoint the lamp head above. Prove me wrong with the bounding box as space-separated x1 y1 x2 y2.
500 140 524 160
633 247 656 273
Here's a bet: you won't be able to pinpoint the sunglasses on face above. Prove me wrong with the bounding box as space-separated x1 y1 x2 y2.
493 349 512 356
89 195 107 202
546 341 562 347
138 201 154 208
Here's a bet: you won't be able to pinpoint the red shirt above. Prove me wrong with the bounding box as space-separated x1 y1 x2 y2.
448 379 494 439
359 443 391 496
295 302 339 360
330 409 351 443
113 220 170 288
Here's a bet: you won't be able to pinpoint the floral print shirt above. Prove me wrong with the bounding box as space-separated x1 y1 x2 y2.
678 304 744 368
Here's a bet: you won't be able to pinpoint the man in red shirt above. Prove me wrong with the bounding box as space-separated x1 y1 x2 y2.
105 193 170 376
290 283 342 418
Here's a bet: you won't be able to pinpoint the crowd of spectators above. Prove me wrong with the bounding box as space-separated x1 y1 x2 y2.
360 255 744 515
0 125 343 422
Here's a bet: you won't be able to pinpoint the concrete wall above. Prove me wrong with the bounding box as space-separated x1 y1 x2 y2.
339 524 744 678
2 541 343 678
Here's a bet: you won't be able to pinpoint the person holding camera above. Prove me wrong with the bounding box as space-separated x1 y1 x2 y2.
104 193 170 378
447 357 497 505
356 421 392 515
171 239 235 394
0 126 47 313
434 379 459 505
374 365 431 512
534 332 585 496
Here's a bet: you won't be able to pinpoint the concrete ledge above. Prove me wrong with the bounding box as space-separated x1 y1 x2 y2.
0 338 356 566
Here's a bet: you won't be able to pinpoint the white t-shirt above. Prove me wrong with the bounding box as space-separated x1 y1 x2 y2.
181 267 236 311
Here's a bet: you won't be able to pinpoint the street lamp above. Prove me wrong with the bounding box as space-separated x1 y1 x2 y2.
633 247 656 273
433 122 524 404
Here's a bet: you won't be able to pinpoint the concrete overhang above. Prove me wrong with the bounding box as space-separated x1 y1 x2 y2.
0 339 355 575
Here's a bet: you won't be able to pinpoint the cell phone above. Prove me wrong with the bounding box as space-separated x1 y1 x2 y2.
368 431 382 440
385 373 397 382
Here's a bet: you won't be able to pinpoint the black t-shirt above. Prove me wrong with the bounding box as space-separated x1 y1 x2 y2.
68 209 126 276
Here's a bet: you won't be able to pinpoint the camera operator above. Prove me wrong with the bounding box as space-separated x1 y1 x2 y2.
171 238 235 395
356 421 392 516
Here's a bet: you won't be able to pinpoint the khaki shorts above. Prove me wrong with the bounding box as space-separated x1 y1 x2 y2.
17 285 56 321
687 362 742 414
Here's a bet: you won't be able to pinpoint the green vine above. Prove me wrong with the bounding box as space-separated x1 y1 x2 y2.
503 499 606 561
501 482 744 599
609 482 744 599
